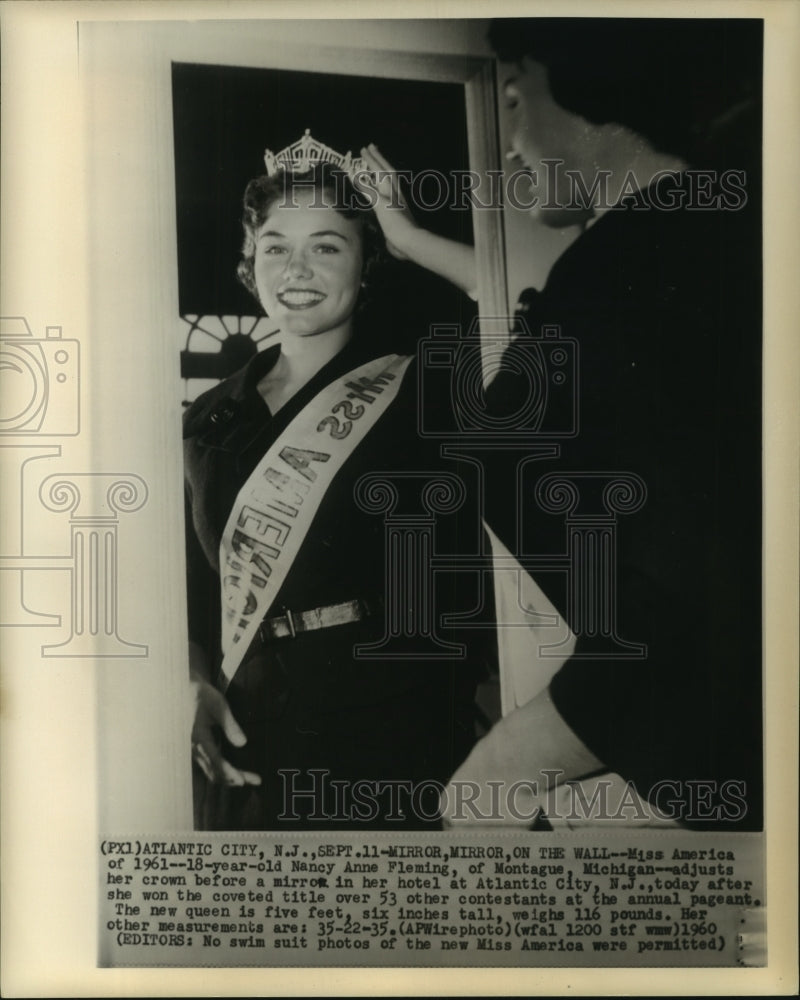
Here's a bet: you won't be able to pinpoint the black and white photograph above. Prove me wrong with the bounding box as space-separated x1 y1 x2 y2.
1 1 797 995
175 16 765 838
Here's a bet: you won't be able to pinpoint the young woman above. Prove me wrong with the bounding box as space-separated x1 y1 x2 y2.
184 163 491 831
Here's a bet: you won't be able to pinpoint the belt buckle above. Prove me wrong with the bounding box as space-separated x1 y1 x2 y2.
283 605 297 639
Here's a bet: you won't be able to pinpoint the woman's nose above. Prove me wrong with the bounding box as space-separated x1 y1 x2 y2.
285 251 312 279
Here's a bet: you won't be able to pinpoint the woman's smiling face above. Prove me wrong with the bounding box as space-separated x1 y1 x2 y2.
502 56 605 227
254 188 364 341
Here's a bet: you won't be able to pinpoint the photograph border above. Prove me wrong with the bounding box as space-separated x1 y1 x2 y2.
1 0 797 996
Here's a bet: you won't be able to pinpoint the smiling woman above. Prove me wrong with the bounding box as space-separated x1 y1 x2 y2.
183 162 492 831
254 205 362 338
171 59 477 379
242 172 371 342
236 168 376 412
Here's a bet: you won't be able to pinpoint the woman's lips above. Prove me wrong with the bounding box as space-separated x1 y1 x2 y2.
277 289 327 309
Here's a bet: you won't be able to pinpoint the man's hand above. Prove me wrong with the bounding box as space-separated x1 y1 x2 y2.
190 679 261 787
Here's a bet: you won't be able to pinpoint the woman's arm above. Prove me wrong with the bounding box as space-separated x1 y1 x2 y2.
185 486 261 789
355 144 477 297
440 686 605 826
189 640 262 789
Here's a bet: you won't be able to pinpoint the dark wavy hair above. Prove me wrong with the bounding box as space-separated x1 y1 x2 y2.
236 163 386 310
488 17 762 166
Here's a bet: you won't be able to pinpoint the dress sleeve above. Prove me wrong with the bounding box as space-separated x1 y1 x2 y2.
184 475 221 666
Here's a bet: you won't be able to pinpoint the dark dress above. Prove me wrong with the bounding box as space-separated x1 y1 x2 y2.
485 171 763 829
184 337 492 830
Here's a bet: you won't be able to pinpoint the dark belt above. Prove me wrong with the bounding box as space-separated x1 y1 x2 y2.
259 598 376 641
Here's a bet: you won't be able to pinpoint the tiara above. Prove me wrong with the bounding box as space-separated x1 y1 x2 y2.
263 129 367 177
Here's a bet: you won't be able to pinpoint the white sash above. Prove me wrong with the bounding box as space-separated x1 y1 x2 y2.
218 352 412 689
483 519 576 714
486 522 677 828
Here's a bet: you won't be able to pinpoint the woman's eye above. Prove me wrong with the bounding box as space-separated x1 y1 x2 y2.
504 86 520 111
262 245 286 255
313 244 339 254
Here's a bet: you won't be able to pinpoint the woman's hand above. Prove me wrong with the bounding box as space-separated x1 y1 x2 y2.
352 143 477 297
439 688 605 827
352 143 419 260
190 678 262 787
439 713 548 828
